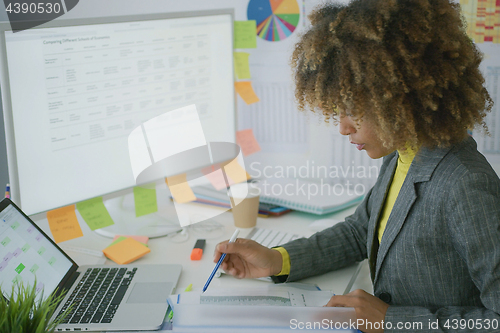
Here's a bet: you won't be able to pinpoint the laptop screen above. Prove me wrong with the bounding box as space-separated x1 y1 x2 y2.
0 200 75 300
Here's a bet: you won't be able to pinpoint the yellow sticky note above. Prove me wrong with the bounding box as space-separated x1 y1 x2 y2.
234 52 251 80
47 205 83 243
236 129 261 156
223 159 251 184
234 20 257 49
102 237 150 265
165 174 196 203
235 81 260 105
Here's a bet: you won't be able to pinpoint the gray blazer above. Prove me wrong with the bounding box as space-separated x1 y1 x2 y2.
282 137 500 332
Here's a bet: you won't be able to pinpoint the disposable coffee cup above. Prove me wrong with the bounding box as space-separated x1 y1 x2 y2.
229 183 261 228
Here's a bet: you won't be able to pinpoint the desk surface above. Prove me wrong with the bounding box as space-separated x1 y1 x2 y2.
34 199 373 296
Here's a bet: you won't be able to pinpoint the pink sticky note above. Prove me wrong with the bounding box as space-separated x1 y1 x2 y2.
201 164 233 190
112 235 149 245
236 129 261 156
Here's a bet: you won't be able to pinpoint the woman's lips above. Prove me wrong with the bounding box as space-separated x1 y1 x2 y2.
351 142 365 150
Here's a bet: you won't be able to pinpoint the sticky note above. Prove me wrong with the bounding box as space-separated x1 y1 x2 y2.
234 20 257 49
236 129 261 156
110 236 148 247
76 197 114 231
112 235 149 245
47 205 83 243
102 237 150 265
223 159 251 184
235 81 260 105
201 164 232 190
165 174 196 203
234 52 251 80
133 184 158 217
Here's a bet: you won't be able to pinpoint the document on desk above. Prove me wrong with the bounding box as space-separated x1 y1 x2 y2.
172 285 357 332
178 286 333 307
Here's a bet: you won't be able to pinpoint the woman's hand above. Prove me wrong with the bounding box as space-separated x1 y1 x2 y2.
214 238 283 279
326 289 389 333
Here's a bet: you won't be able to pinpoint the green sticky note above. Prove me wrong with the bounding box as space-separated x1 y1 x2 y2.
109 236 128 247
133 184 158 217
234 52 251 80
76 197 114 231
234 20 257 49
108 236 148 248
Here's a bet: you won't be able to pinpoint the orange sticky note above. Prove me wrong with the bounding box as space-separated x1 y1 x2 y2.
165 174 196 203
102 238 150 265
234 81 260 105
223 159 251 184
47 205 83 243
236 129 261 156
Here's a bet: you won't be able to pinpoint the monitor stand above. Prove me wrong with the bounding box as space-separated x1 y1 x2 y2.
94 192 182 239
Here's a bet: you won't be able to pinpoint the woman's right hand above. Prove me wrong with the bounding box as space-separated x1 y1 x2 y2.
214 238 283 279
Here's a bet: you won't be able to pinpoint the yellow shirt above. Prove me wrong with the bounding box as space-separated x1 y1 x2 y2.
377 148 416 242
274 148 417 276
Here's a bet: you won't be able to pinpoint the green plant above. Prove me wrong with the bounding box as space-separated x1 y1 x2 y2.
0 282 70 333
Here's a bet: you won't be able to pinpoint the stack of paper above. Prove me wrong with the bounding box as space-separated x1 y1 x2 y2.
254 178 364 215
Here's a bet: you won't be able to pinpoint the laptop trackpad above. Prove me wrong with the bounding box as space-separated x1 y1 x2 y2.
126 282 173 304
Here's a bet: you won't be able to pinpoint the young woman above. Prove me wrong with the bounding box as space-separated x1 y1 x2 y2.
215 0 500 332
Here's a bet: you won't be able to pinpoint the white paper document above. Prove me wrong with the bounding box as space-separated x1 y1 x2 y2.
171 285 357 332
177 286 333 307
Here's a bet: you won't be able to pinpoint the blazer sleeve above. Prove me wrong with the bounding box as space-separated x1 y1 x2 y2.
385 171 500 332
280 185 373 282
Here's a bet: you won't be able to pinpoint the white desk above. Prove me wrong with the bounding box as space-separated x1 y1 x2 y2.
33 199 373 296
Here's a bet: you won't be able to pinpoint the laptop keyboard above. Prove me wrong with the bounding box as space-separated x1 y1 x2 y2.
57 267 137 325
246 227 299 248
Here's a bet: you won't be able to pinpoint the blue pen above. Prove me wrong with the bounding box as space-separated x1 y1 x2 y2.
202 229 239 293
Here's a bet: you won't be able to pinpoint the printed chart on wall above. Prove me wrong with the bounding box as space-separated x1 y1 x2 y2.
459 0 500 157
247 0 300 41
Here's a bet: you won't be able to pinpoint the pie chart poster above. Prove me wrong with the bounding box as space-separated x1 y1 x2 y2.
247 0 300 42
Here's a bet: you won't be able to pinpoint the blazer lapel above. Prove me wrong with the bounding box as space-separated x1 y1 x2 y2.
371 142 457 284
374 178 417 283
367 154 397 281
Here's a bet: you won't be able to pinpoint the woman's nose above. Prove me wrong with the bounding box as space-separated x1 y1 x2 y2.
338 116 356 136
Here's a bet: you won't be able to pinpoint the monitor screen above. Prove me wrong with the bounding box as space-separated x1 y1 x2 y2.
0 11 235 215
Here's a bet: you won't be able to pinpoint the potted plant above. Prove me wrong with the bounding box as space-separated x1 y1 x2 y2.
0 282 70 332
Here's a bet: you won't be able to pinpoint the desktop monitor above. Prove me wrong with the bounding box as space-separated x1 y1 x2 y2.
0 10 237 236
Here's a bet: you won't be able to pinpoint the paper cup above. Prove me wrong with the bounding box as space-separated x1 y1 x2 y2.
229 183 260 228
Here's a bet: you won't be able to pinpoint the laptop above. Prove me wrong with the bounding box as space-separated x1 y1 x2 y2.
0 198 182 332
